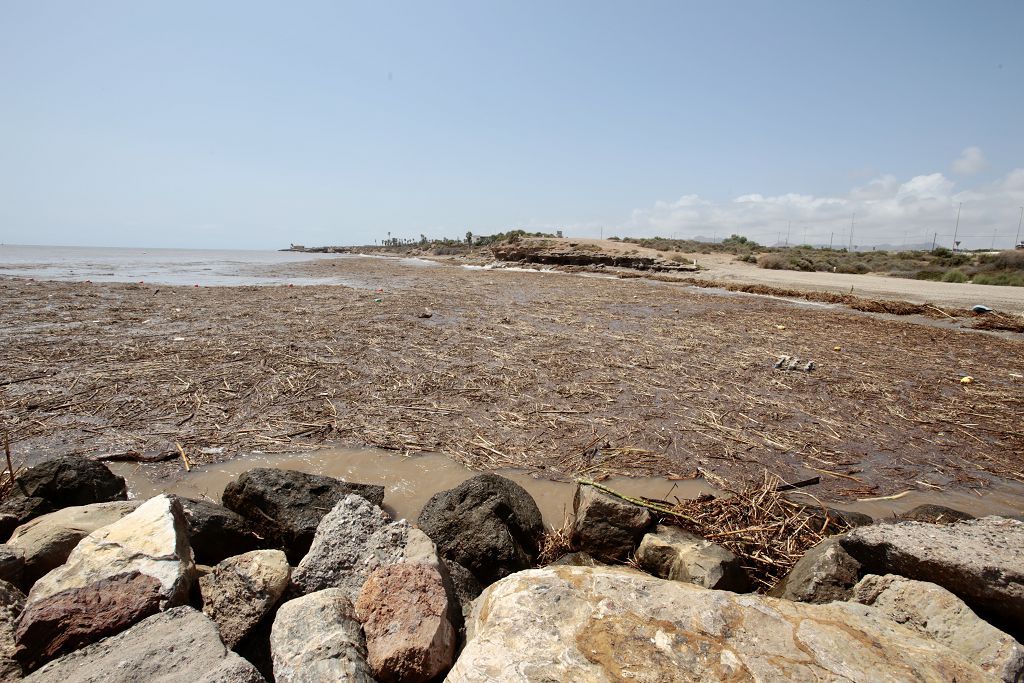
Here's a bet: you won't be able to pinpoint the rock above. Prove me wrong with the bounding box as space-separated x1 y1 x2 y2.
221 468 384 562
24 606 265 682
443 558 482 626
8 456 126 511
0 514 20 543
0 580 26 681
570 484 653 561
292 494 409 600
842 516 1024 632
636 525 750 592
898 504 975 524
270 588 374 683
768 536 862 603
417 473 544 586
448 565 990 682
26 494 194 609
200 550 290 648
0 498 54 533
549 551 605 567
15 571 164 670
852 574 1024 682
180 498 264 565
6 501 142 586
355 562 457 682
805 507 874 534
0 545 25 589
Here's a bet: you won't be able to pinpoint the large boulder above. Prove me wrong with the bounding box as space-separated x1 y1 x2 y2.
180 498 264 565
417 474 544 586
448 565 991 682
24 606 265 682
355 562 456 682
570 484 653 561
6 501 142 586
270 588 374 683
0 580 25 681
768 536 862 603
16 495 195 669
897 504 974 524
636 525 750 592
852 574 1024 682
291 494 409 600
5 456 126 513
841 516 1024 632
0 498 53 534
200 550 290 648
221 468 384 562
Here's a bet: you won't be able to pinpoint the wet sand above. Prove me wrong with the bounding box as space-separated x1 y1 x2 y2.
2 254 1022 510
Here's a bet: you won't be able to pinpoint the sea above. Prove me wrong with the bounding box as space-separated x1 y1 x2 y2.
0 244 428 287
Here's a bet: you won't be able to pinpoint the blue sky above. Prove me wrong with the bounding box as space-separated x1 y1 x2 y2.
2 1 1022 249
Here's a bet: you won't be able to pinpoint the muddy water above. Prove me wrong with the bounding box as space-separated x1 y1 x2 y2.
110 446 1024 525
110 447 717 527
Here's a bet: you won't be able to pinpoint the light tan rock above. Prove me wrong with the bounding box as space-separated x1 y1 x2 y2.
852 574 1024 682
6 501 141 585
448 565 990 682
271 588 374 683
27 495 194 608
200 550 290 648
636 525 750 591
355 562 456 682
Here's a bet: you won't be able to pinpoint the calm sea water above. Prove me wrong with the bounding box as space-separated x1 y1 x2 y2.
0 244 428 286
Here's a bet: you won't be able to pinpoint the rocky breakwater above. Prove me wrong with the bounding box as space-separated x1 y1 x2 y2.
1 454 1021 682
491 240 699 273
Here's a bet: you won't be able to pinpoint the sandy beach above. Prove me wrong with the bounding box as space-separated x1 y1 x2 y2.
2 253 1021 506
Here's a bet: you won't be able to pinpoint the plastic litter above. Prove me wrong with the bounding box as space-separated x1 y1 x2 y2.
971 305 992 314
960 376 974 384
774 355 814 372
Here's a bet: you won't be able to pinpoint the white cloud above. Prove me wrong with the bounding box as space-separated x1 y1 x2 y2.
620 168 1024 249
952 146 986 175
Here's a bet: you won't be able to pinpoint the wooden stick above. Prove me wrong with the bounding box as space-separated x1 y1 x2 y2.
175 442 191 472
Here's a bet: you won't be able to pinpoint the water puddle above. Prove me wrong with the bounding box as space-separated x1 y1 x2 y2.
110 447 717 527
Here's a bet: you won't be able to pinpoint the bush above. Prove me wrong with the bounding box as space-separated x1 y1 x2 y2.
972 272 1024 287
757 253 788 270
941 270 968 283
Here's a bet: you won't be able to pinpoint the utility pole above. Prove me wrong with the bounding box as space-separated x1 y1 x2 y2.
848 213 855 251
829 232 834 249
785 221 791 247
952 202 962 250
931 232 937 250
1017 206 1023 247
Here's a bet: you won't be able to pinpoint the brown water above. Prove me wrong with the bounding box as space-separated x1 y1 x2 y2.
109 446 1024 525
109 447 717 527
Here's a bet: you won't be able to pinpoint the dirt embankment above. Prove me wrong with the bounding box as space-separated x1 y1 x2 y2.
2 256 1022 504
491 238 698 273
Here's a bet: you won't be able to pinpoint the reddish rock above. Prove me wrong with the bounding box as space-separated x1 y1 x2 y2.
354 562 456 683
15 572 163 670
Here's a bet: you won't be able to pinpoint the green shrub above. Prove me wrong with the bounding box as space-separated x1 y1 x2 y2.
972 272 1024 287
757 253 788 269
941 270 968 283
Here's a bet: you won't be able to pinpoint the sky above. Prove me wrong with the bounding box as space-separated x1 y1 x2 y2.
1 1 1022 250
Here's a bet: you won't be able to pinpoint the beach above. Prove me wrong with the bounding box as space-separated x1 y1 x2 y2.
2 249 1021 508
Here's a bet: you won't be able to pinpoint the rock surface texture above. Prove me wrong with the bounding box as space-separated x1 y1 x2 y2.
768 537 862 603
448 565 991 682
200 549 290 648
0 545 25 589
571 485 653 561
5 501 141 585
221 468 384 562
852 574 1024 682
0 580 25 681
271 588 374 683
897 503 975 524
24 606 265 683
842 516 1024 630
181 498 264 565
355 562 456 682
417 473 544 586
292 494 410 600
636 525 750 592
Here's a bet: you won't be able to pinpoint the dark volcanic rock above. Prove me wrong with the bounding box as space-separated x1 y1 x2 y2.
571 484 653 561
15 571 163 671
221 468 384 562
180 498 264 565
417 474 544 586
898 504 975 524
9 456 126 511
0 497 54 530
